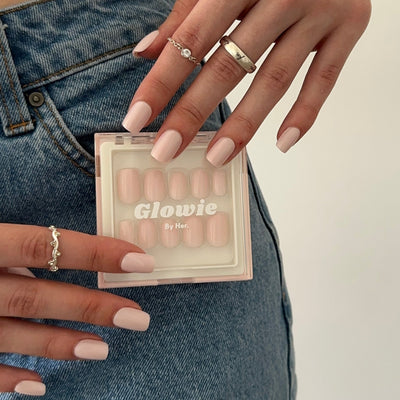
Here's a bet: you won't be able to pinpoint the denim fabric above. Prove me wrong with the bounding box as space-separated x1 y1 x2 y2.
0 1 296 398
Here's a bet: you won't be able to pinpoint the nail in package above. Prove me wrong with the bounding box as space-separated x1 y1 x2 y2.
95 132 252 287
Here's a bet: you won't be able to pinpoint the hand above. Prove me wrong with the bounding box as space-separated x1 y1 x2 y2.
123 0 371 163
0 224 154 396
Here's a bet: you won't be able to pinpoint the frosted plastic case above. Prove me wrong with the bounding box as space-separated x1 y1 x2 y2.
95 132 252 287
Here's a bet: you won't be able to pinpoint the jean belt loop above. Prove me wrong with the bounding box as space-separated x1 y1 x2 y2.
0 18 34 137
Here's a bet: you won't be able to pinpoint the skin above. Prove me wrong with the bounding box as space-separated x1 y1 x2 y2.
128 0 372 159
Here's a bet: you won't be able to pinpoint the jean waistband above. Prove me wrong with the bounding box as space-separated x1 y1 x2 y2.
0 0 171 136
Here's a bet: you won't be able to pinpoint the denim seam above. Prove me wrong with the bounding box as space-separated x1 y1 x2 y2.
33 107 94 178
248 168 294 398
21 43 137 90
0 0 54 16
44 97 94 164
0 38 26 133
0 82 12 130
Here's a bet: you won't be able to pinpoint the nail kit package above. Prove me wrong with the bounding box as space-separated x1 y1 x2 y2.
95 132 252 287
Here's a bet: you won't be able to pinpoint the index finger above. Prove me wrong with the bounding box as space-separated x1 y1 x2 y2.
0 224 154 273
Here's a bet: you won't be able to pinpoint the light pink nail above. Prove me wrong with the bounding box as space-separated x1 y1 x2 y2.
169 170 188 200
212 169 227 196
207 212 230 247
144 169 166 202
6 267 36 278
122 101 152 134
119 220 135 243
191 168 210 199
74 339 109 360
113 307 150 331
133 30 159 55
137 220 158 249
14 381 46 396
117 168 141 204
161 219 180 248
183 216 204 248
120 252 155 272
151 129 182 163
276 127 301 153
206 137 235 167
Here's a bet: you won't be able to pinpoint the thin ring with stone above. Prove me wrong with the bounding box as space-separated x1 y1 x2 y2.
48 226 61 272
219 36 257 74
167 38 201 65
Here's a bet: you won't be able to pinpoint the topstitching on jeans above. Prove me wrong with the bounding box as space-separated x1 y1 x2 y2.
0 0 54 16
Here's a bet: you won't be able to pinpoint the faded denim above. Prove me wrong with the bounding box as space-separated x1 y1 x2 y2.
0 0 296 398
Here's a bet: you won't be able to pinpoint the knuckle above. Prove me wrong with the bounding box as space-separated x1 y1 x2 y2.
318 64 340 89
174 100 206 127
296 101 320 124
260 64 292 92
20 229 49 266
148 75 174 99
79 295 103 324
209 53 243 84
7 285 42 317
347 0 372 26
42 335 60 359
175 26 203 52
232 114 256 142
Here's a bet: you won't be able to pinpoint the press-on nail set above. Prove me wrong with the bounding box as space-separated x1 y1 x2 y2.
95 132 252 287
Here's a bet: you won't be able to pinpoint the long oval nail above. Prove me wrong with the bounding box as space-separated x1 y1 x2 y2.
191 168 210 199
207 212 230 247
137 220 158 249
276 127 300 153
169 170 188 200
113 307 150 331
183 216 204 248
151 129 182 163
122 101 152 134
144 169 166 202
120 252 155 272
206 137 235 167
133 30 159 55
117 168 141 204
14 381 46 396
74 339 109 360
160 219 180 248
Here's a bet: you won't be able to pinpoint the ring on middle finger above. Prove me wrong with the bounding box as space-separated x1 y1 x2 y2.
219 36 257 74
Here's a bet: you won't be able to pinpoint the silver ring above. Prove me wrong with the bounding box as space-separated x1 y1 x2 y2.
48 226 61 272
219 36 256 74
167 38 200 65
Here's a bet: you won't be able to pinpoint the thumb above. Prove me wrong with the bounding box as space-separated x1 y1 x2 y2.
133 0 198 59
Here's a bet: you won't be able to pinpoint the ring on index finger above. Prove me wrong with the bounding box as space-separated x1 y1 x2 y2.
167 37 201 65
219 36 257 73
48 225 61 272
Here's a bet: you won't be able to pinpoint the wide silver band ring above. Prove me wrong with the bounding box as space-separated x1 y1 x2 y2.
167 37 201 65
219 36 257 74
48 226 61 272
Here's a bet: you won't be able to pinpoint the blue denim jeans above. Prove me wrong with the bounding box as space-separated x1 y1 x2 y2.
0 0 296 398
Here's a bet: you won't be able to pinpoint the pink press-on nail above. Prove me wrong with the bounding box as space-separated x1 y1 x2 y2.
207 212 230 247
190 168 210 199
14 381 46 396
137 219 158 249
122 101 152 134
144 169 166 202
117 168 141 204
212 169 227 196
276 127 301 153
168 170 188 200
113 307 150 331
151 129 182 163
73 339 109 360
161 219 180 248
206 137 235 167
119 220 135 243
133 30 159 55
121 252 155 272
183 216 204 248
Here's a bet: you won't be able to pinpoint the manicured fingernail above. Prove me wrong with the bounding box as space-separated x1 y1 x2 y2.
276 127 301 153
206 137 235 167
113 307 150 331
212 169 227 196
151 129 182 163
121 252 155 272
74 339 109 360
133 30 159 55
14 381 46 396
7 267 36 278
137 220 158 250
122 101 152 134
190 168 210 199
144 169 167 201
207 212 230 247
183 216 204 248
168 170 188 200
117 168 141 203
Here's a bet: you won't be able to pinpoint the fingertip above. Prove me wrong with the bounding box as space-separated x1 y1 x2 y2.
133 30 160 57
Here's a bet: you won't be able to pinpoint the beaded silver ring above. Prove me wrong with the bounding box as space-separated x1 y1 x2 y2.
48 225 61 272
